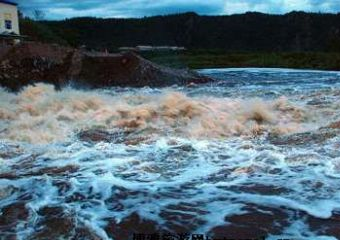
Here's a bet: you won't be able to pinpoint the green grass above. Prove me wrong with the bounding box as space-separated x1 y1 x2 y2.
141 50 340 70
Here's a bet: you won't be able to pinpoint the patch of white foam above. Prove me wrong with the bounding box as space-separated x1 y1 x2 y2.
2 68 340 239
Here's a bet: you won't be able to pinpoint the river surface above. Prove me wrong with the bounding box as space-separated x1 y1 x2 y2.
1 68 340 240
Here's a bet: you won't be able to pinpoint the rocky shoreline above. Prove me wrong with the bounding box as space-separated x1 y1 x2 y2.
0 42 212 91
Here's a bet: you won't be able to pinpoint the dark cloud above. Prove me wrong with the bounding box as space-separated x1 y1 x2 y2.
13 0 340 20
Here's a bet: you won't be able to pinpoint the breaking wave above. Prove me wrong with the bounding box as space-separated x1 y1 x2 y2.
1 69 340 240
0 83 314 144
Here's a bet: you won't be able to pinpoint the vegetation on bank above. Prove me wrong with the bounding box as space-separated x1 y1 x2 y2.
18 12 340 70
141 51 340 70
22 11 340 52
20 18 67 45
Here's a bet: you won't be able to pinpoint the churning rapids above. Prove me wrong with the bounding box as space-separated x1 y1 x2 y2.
1 68 340 240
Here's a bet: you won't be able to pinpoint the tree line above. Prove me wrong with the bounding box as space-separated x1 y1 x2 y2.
20 11 340 52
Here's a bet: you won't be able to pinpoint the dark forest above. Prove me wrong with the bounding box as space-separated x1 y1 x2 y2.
20 11 340 52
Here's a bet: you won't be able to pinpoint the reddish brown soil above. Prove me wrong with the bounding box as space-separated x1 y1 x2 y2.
0 42 212 91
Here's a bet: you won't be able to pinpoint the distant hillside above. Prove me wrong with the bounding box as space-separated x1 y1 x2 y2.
20 11 340 52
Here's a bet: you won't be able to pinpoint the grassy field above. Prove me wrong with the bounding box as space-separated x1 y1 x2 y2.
141 50 340 70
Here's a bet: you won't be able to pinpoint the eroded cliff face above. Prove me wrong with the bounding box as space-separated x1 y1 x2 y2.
0 42 212 91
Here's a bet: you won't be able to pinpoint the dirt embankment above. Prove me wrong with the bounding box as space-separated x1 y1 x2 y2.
0 42 212 91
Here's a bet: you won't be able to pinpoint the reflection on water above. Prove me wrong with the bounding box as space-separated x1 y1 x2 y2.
1 68 340 240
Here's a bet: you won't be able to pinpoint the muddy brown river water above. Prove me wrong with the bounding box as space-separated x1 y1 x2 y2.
1 68 340 240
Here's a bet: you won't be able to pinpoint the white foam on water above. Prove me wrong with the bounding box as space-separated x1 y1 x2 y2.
1 69 340 239
1 134 340 239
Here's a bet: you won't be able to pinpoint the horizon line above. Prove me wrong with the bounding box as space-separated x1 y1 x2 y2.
23 10 340 21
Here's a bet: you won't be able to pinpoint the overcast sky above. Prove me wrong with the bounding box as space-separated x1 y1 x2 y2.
14 0 340 20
